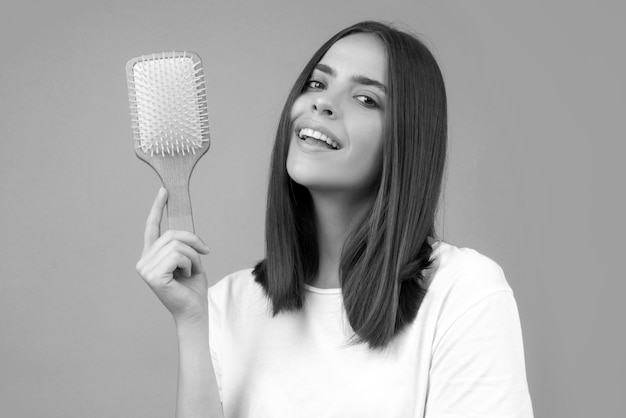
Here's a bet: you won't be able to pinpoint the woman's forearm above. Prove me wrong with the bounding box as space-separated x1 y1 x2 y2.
175 316 224 418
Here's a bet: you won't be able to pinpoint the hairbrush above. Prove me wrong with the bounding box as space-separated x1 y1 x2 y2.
126 51 210 233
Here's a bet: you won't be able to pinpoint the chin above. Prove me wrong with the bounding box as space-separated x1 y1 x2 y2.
287 165 333 189
286 147 328 187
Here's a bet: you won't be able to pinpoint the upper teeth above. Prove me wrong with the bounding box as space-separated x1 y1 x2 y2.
298 128 339 149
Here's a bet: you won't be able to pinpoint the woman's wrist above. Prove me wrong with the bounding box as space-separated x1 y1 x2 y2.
175 310 209 334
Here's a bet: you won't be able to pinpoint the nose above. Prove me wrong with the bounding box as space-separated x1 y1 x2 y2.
311 96 338 119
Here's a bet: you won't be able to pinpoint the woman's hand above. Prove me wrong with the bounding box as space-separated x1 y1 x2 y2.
135 188 211 325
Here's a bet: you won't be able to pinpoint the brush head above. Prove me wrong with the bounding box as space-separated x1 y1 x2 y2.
126 51 210 158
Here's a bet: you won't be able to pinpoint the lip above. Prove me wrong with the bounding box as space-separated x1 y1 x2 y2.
293 120 343 150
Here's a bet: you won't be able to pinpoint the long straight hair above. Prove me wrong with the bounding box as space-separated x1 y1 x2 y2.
254 21 447 349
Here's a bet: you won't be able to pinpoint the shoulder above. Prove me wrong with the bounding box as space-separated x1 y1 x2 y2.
424 241 514 320
208 268 256 295
429 241 510 294
208 268 259 301
208 268 269 314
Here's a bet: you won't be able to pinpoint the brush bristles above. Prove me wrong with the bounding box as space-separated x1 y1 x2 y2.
127 51 210 157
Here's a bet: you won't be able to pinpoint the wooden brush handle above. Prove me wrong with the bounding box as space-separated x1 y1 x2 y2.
163 180 195 233
134 140 208 235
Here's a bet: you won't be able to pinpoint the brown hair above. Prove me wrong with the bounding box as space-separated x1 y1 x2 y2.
254 21 447 349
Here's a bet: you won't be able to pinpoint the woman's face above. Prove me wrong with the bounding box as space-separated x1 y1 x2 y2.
287 33 387 201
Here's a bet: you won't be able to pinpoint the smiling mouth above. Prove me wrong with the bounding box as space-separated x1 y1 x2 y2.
297 128 341 150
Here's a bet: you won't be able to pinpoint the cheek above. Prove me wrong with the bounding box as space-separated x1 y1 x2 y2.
357 142 384 183
351 121 384 180
290 95 307 120
351 119 383 159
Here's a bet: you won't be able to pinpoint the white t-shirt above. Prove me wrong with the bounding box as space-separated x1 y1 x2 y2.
207 242 533 417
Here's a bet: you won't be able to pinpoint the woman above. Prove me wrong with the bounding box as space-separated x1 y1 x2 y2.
136 21 533 418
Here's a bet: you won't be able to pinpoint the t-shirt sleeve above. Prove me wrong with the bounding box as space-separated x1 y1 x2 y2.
424 290 533 418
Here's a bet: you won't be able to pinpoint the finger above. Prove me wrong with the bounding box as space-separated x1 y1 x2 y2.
144 251 193 287
152 240 204 276
147 230 210 261
172 252 193 279
163 240 203 275
143 187 168 255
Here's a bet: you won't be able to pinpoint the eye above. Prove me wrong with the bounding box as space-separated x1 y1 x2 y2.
305 79 325 90
355 95 379 108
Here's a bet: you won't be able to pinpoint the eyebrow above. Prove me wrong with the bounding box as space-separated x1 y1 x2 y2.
314 63 387 94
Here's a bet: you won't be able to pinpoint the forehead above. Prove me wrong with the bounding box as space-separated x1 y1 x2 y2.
319 33 387 80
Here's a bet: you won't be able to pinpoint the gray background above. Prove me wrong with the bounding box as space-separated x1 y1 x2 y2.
1 0 623 417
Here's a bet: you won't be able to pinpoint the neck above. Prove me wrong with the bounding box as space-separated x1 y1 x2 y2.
308 190 372 289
